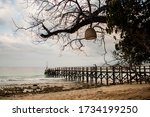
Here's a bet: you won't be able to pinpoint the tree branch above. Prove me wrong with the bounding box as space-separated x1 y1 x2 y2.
41 15 106 38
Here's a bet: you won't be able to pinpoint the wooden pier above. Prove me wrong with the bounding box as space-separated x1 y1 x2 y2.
44 65 150 86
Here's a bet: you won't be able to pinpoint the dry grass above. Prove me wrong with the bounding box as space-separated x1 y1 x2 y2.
11 84 150 100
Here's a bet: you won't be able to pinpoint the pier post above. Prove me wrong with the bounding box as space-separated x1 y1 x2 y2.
112 66 116 85
100 67 103 85
129 67 132 84
106 67 109 86
120 66 123 84
144 66 147 83
90 67 93 85
86 67 89 84
94 66 98 86
139 66 142 84
126 67 129 84
82 67 85 82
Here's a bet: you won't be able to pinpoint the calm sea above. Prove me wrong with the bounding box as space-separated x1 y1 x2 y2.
0 67 64 86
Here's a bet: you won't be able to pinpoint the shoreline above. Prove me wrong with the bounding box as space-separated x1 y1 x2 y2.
0 83 150 100
0 80 84 99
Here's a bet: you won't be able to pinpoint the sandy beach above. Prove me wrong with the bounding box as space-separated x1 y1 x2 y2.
1 83 150 100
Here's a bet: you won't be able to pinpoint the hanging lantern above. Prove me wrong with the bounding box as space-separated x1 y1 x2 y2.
85 28 97 40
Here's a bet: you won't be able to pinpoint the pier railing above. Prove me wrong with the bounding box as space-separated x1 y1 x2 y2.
44 65 150 86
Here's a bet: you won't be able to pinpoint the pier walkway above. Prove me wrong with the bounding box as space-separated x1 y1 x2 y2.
44 65 150 86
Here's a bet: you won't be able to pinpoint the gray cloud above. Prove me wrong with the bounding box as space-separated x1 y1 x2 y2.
0 19 6 25
0 0 15 4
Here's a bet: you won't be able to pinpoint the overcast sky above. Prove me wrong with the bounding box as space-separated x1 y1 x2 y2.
0 0 116 67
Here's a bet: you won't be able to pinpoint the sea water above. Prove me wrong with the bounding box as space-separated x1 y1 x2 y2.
0 67 64 86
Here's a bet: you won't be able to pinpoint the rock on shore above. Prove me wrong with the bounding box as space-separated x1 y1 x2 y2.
0 84 64 97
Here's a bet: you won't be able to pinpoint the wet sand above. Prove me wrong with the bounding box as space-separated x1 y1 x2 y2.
1 83 150 100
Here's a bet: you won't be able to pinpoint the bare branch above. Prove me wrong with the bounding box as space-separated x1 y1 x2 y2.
62 38 84 50
16 0 107 51
40 15 106 38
